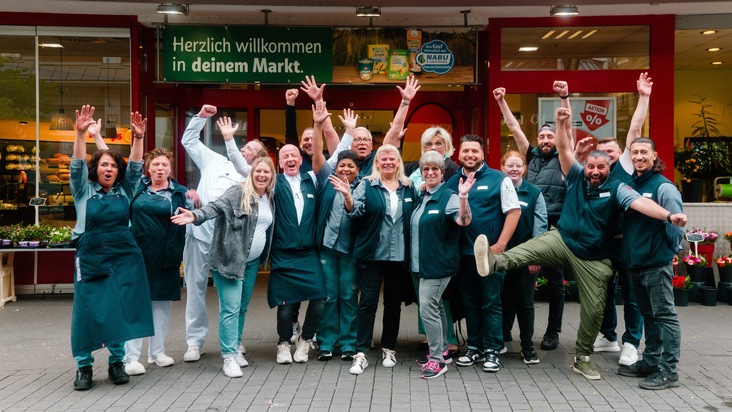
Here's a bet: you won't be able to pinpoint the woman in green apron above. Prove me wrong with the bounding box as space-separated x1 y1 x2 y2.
69 105 153 391
123 148 191 376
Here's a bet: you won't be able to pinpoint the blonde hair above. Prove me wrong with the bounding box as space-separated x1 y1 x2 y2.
240 157 276 214
143 148 174 179
420 126 454 156
365 144 412 186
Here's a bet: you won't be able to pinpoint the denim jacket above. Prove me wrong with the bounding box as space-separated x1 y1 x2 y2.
192 184 275 279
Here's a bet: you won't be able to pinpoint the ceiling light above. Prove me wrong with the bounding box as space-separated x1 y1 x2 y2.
39 43 63 48
156 3 189 15
711 61 723 65
356 6 381 17
550 5 579 17
519 46 538 52
707 47 721 52
701 30 717 35
50 37 73 131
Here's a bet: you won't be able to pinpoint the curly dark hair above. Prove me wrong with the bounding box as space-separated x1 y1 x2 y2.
87 149 127 185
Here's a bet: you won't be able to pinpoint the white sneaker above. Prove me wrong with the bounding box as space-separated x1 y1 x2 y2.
183 345 201 362
499 346 508 354
238 343 247 355
148 354 175 367
593 335 620 353
618 342 639 366
223 357 243 378
277 343 293 364
381 348 397 368
349 352 368 375
234 353 249 368
293 336 314 363
290 321 300 344
124 360 146 376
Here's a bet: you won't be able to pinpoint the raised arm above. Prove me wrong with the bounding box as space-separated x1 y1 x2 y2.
300 76 339 155
553 80 574 147
217 116 250 178
493 87 529 156
86 119 109 150
310 100 331 174
620 72 653 174
555 107 574 176
285 88 299 147
129 111 146 163
74 105 96 160
384 75 420 147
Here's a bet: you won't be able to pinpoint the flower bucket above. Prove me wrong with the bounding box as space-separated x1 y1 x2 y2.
689 281 705 302
687 266 706 283
673 288 689 307
696 244 715 267
717 282 732 304
700 286 717 307
719 266 732 283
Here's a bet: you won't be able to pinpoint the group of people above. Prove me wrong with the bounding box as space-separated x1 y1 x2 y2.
67 73 686 391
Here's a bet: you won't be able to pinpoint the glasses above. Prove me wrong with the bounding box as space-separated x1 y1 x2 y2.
353 137 372 143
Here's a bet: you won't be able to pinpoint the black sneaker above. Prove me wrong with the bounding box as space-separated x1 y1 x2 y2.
618 360 656 377
73 366 93 391
456 348 485 367
317 351 333 361
108 361 130 385
540 332 559 351
341 351 354 361
521 348 540 365
639 371 680 390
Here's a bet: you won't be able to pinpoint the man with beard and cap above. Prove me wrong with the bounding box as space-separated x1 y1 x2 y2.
616 137 684 390
492 81 572 352
473 107 687 381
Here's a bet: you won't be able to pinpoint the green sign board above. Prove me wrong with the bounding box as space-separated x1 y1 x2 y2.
162 26 333 83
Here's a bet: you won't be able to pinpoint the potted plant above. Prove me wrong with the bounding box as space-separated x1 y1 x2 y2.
686 228 718 267
47 226 72 247
671 275 691 307
0 226 12 248
21 225 44 248
682 253 708 284
716 255 732 283
725 231 732 247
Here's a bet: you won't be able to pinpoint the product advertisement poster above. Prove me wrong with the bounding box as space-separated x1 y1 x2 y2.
538 97 617 141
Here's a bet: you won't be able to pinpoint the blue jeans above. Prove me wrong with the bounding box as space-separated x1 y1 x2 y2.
211 259 259 357
458 255 505 352
629 263 681 373
318 247 358 353
75 342 125 368
600 263 643 347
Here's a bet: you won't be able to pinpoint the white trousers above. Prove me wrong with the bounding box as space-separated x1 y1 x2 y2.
124 300 172 361
183 235 211 348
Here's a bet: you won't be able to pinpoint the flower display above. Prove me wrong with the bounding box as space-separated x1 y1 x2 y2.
686 228 719 245
672 275 692 290
725 231 732 243
682 254 707 267
715 255 732 268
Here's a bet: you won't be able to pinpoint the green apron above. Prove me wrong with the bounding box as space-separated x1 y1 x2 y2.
70 192 154 356
130 186 185 301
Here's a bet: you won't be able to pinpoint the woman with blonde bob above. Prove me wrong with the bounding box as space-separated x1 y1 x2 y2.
405 126 459 191
341 144 415 375
172 156 276 378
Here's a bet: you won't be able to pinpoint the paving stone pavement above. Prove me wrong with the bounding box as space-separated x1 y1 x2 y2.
2 276 732 411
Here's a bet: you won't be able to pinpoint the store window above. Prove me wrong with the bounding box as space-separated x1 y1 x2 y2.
498 92 649 153
0 27 130 227
501 26 650 71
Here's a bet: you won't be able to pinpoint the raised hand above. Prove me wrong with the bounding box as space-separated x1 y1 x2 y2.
87 118 102 137
553 80 568 96
300 75 325 102
574 136 595 157
637 72 653 97
492 87 506 102
396 75 420 103
171 207 196 225
458 171 476 196
338 108 359 131
286 88 299 106
186 189 201 208
216 116 239 141
311 100 331 125
130 111 147 138
556 107 571 125
75 105 96 133
198 104 217 118
328 174 351 196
